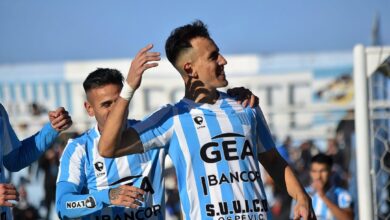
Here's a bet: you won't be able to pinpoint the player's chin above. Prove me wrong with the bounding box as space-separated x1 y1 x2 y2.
217 79 228 88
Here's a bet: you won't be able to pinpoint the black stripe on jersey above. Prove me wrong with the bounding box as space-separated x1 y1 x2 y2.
212 133 244 139
109 175 142 186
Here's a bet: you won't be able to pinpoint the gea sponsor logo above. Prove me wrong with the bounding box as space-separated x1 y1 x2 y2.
200 133 254 163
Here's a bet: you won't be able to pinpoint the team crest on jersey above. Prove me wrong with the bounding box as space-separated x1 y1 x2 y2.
94 161 106 177
193 116 206 129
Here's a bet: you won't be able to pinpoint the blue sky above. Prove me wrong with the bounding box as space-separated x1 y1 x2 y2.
0 0 389 64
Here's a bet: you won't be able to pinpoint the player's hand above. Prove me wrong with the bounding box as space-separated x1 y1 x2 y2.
0 184 19 207
311 180 325 197
126 44 161 91
292 193 316 220
227 87 259 108
49 107 72 132
109 185 145 208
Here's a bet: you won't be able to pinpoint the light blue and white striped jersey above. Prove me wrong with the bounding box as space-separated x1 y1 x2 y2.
307 186 352 220
291 185 352 220
56 120 167 220
133 92 275 220
0 103 59 220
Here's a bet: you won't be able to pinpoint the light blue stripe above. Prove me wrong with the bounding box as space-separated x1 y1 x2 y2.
177 110 211 218
170 132 192 217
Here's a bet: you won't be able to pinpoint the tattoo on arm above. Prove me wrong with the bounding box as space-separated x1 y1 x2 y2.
109 188 122 200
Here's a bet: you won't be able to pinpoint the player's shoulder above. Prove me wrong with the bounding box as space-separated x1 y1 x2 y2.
142 103 176 120
64 128 96 152
334 186 351 196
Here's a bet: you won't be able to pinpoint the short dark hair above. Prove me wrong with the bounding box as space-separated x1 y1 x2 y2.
83 68 124 93
311 153 333 168
165 20 211 66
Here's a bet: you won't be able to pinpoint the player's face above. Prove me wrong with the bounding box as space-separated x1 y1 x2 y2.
84 84 123 132
190 37 228 90
310 162 331 186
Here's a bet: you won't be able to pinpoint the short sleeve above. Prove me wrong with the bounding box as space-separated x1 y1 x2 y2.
132 105 174 152
57 139 87 188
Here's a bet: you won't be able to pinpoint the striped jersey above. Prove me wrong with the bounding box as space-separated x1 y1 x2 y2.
133 92 275 220
0 103 59 220
306 185 352 220
56 120 167 220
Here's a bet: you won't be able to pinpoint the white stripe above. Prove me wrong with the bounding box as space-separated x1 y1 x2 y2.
115 156 132 180
68 143 86 185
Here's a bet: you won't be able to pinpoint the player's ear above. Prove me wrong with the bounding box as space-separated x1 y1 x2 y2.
184 62 197 78
84 101 95 117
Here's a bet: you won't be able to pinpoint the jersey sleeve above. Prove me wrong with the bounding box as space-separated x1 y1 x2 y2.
56 181 110 219
1 104 59 171
0 104 21 155
132 105 174 152
252 106 276 153
56 139 110 218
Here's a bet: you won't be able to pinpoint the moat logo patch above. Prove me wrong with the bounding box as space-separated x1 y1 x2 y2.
94 162 104 171
194 116 204 125
193 116 206 129
66 196 96 209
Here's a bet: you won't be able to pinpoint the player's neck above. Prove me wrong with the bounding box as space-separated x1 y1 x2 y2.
184 88 219 104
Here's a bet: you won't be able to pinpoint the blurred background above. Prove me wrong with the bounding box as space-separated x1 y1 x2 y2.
1 1 390 219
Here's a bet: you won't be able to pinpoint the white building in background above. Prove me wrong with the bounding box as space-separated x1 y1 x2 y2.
0 51 354 145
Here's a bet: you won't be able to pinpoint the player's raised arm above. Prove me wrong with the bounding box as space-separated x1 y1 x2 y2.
98 44 160 158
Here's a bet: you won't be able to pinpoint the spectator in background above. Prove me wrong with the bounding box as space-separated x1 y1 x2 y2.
295 140 317 186
277 136 293 164
39 132 78 220
0 103 72 220
292 153 353 220
326 138 348 188
12 180 41 220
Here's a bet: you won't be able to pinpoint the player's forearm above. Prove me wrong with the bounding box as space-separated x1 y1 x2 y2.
98 97 131 157
320 195 353 220
284 166 307 200
3 123 58 171
56 181 110 219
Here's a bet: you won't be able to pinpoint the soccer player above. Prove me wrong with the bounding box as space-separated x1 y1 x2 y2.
0 103 72 219
98 20 315 219
55 68 258 219
55 68 164 220
295 153 353 220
